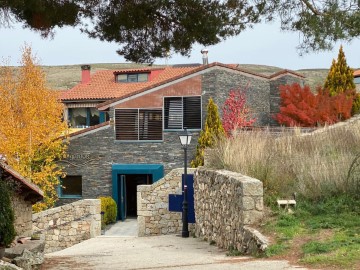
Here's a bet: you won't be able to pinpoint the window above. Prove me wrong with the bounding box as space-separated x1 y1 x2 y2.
68 108 109 128
59 175 82 198
115 109 162 141
355 77 360 84
164 96 201 130
116 73 149 83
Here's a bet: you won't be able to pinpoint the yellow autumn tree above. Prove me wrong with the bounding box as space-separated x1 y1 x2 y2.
0 46 68 211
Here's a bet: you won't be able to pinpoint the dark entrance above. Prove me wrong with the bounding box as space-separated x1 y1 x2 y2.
112 164 164 221
117 174 152 220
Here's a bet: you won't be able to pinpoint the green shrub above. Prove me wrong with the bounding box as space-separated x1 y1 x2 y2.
191 97 225 167
351 92 360 115
0 180 16 247
99 196 117 225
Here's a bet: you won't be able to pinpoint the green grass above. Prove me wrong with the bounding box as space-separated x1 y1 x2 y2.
264 243 289 257
226 246 243 256
263 196 360 269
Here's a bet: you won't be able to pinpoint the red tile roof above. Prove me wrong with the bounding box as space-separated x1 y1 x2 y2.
61 63 305 109
60 66 200 101
354 70 360 77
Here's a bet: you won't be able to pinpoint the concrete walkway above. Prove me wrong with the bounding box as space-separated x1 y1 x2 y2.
104 218 138 237
42 235 311 270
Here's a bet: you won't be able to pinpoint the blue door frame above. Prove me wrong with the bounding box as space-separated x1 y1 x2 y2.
111 164 164 221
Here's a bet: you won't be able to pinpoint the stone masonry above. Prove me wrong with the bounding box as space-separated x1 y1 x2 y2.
11 193 33 237
32 199 101 253
137 168 195 236
194 168 267 254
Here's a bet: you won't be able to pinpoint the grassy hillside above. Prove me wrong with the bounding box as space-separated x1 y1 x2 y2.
41 63 158 90
10 62 333 90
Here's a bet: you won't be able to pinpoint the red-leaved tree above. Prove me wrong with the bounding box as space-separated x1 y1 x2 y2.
222 87 256 136
275 83 353 127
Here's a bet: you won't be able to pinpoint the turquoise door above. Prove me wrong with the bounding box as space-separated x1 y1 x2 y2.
112 164 164 221
119 175 127 221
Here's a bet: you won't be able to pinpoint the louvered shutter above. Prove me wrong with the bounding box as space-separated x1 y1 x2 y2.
164 97 183 129
183 96 201 129
139 110 162 140
115 109 139 140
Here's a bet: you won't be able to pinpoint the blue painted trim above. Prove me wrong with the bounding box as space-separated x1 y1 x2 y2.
99 111 106 123
86 108 91 127
59 195 82 199
57 182 82 199
112 164 164 220
112 169 119 220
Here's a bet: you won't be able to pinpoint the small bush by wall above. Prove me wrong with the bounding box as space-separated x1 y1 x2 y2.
99 196 117 225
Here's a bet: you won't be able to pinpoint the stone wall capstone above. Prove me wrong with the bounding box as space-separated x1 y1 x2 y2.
32 199 101 253
137 168 195 236
194 168 268 254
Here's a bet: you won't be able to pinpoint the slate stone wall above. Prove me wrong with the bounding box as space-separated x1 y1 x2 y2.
202 70 304 126
194 168 267 254
269 75 305 126
32 199 101 253
202 70 270 126
58 126 199 205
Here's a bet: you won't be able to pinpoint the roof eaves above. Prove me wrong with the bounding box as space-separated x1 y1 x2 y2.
0 161 44 199
67 121 111 139
269 69 305 79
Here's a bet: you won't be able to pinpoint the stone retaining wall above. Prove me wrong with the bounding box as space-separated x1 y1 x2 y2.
194 168 268 254
32 199 101 253
137 168 195 236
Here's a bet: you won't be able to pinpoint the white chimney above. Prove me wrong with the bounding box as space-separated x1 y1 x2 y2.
201 49 209 65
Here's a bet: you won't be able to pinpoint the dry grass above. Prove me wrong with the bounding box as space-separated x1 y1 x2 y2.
7 63 333 90
207 118 360 200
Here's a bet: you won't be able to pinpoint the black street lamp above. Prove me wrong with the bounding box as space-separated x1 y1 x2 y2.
179 128 192 238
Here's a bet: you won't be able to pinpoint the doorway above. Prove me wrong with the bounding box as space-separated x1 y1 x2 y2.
118 174 152 220
112 164 164 221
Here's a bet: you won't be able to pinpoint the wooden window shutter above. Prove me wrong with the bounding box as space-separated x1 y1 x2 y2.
183 96 201 129
139 110 162 140
115 109 138 140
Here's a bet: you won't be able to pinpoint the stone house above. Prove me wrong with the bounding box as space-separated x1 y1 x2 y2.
59 60 305 220
0 161 43 237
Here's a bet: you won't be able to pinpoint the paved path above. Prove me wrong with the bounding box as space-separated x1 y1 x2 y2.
42 235 310 270
104 218 138 237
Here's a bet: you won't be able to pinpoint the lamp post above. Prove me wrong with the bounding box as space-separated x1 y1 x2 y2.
179 128 192 238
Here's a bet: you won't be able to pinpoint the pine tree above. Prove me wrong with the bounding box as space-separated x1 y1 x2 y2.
324 45 355 96
191 98 225 167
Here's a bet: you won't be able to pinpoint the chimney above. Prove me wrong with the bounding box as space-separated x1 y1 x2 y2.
81 65 91 84
201 49 209 65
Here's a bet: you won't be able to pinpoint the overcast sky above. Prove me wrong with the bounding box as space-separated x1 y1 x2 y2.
1 20 359 70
